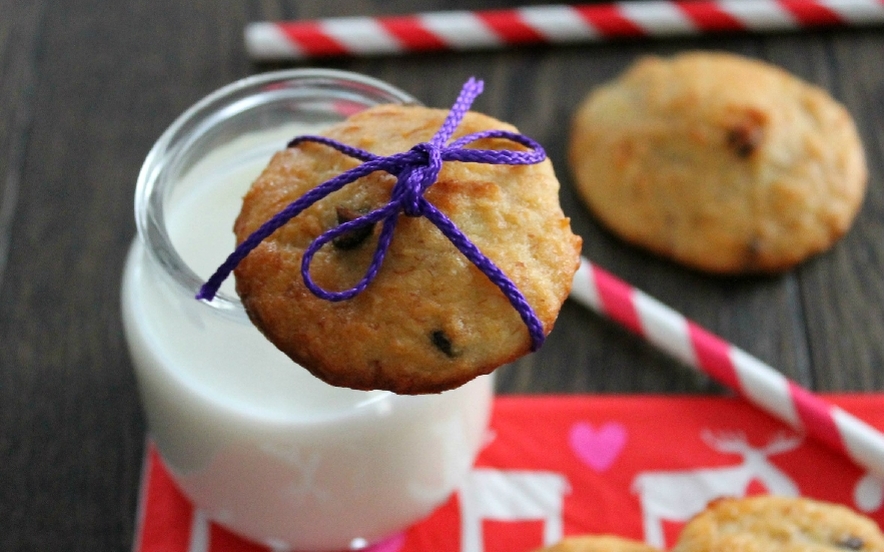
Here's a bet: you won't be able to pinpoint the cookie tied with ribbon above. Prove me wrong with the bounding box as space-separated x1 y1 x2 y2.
200 78 581 394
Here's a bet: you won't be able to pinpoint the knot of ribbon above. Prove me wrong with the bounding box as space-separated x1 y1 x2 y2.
198 77 547 351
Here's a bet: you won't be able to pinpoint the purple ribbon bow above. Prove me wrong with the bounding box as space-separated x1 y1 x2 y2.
198 77 547 351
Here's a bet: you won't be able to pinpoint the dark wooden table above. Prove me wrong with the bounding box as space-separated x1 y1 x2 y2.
1 0 882 550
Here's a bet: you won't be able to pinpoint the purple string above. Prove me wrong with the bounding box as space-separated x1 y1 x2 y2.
197 77 548 351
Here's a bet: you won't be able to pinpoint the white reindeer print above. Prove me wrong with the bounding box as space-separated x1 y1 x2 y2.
632 431 801 547
459 468 570 552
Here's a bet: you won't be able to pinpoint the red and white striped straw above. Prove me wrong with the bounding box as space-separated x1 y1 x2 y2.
245 0 884 60
570 256 884 479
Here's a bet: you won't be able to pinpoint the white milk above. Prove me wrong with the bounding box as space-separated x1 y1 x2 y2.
122 124 494 550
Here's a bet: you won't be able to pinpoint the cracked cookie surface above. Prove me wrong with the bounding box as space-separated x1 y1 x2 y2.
673 496 884 552
234 104 581 394
569 51 867 273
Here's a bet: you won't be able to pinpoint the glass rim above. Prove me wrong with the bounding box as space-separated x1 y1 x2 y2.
134 69 420 319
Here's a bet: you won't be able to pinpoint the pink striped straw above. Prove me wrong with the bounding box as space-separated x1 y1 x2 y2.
571 256 884 478
245 0 884 60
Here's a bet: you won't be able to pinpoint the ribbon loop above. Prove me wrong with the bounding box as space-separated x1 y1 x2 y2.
198 77 549 351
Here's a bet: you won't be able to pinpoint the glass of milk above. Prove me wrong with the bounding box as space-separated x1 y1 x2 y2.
121 69 494 551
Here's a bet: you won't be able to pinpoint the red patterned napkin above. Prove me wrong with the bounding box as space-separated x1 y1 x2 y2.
134 395 884 552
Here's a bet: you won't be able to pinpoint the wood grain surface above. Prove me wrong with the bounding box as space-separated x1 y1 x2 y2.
1 1 882 550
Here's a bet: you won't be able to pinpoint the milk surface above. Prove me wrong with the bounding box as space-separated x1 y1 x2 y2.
160 123 386 419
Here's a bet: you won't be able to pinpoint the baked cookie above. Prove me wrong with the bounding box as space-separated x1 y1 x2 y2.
672 496 884 552
569 51 867 273
534 535 660 552
234 104 581 394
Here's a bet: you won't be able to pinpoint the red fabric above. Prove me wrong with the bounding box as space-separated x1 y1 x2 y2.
134 395 884 552
134 447 194 552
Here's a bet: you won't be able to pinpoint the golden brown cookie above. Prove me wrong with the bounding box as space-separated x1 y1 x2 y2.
534 535 660 552
672 496 884 552
234 104 581 394
569 51 867 273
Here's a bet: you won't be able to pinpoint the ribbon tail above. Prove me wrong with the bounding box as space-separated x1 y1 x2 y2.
420 199 546 351
195 201 306 301
288 135 380 163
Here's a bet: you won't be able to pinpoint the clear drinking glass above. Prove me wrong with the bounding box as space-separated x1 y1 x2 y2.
121 69 494 551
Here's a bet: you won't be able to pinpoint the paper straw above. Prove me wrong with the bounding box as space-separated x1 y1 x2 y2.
570 256 884 479
245 0 884 60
